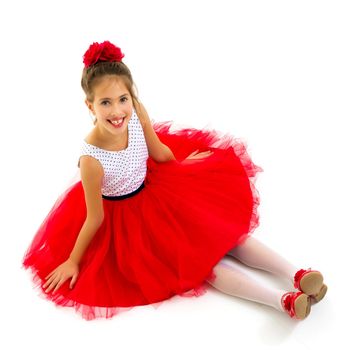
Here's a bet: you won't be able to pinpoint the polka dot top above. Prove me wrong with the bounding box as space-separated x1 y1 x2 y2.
78 108 149 197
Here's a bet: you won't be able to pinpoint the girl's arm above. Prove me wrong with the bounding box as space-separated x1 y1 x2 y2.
133 99 176 162
69 217 104 264
69 156 105 264
43 156 105 293
133 100 213 162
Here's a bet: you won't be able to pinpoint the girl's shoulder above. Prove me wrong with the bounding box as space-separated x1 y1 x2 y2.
78 131 103 168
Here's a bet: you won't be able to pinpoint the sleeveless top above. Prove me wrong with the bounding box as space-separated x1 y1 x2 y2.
78 108 149 197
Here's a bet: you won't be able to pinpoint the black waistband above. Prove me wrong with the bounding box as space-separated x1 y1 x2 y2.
102 181 145 201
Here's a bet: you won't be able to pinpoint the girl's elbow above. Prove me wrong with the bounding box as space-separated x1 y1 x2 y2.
152 154 175 163
157 144 176 162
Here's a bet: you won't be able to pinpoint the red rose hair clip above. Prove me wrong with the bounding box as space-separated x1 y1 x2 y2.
83 41 125 68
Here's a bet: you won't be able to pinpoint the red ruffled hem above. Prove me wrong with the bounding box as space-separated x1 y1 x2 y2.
23 265 216 321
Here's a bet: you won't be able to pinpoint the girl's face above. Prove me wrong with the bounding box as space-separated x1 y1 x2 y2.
86 75 133 135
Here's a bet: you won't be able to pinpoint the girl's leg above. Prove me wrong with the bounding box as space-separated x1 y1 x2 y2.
226 236 327 305
226 236 298 286
206 260 286 312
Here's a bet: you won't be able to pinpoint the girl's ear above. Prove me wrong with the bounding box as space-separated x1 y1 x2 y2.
85 99 95 115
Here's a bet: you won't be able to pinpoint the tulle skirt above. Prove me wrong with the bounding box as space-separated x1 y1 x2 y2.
22 120 263 320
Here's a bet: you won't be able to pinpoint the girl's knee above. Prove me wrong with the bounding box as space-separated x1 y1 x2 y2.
206 261 231 285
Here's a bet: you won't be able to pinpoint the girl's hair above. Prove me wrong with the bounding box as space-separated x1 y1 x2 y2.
81 61 139 125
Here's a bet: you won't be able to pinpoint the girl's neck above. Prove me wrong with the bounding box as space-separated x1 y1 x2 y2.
88 124 128 151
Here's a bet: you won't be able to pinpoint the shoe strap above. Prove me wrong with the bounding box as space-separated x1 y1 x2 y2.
282 291 304 318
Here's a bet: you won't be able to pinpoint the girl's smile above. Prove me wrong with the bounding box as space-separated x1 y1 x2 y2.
108 116 126 128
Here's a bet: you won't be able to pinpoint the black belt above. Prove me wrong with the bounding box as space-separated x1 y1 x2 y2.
102 181 145 201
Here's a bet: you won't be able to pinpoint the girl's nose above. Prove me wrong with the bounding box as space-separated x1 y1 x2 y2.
111 106 125 117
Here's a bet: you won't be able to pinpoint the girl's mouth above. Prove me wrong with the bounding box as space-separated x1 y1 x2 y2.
108 117 126 128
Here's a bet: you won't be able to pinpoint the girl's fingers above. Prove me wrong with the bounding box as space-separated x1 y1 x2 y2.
43 274 55 288
70 273 79 289
193 151 213 159
45 269 57 280
186 150 199 158
45 275 61 293
44 279 56 293
188 150 199 156
52 278 66 294
185 150 214 161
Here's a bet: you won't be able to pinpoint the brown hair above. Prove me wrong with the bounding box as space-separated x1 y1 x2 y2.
81 61 139 125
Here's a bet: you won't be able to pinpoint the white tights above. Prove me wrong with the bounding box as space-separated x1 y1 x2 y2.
205 236 299 312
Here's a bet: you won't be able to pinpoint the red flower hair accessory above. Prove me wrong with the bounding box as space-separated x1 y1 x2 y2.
83 41 125 68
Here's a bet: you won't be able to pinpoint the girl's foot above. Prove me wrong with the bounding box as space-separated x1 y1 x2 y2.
294 268 327 303
281 291 311 320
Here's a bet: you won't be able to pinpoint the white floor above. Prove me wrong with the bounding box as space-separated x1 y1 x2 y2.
2 1 349 349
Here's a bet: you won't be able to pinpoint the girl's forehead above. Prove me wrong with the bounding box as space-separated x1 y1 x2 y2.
94 76 128 95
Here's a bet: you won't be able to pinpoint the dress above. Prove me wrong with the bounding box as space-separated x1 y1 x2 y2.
22 108 263 320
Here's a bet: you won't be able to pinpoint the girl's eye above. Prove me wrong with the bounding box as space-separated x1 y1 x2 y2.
101 98 127 105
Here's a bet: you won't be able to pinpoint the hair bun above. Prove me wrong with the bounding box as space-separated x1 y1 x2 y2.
83 41 125 68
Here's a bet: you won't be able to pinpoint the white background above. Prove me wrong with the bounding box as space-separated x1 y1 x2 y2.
1 0 349 349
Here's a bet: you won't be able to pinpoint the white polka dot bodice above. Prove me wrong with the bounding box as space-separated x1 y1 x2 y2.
78 108 149 197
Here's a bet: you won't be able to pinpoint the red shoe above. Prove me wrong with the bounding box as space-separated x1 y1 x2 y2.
294 268 327 303
281 291 311 320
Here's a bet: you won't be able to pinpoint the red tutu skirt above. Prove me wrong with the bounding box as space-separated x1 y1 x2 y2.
22 120 263 320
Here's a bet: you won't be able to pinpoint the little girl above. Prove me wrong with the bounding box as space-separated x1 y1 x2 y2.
22 40 327 321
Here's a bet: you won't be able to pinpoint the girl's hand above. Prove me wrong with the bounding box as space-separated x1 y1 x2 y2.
185 149 214 160
43 258 79 293
132 98 148 128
